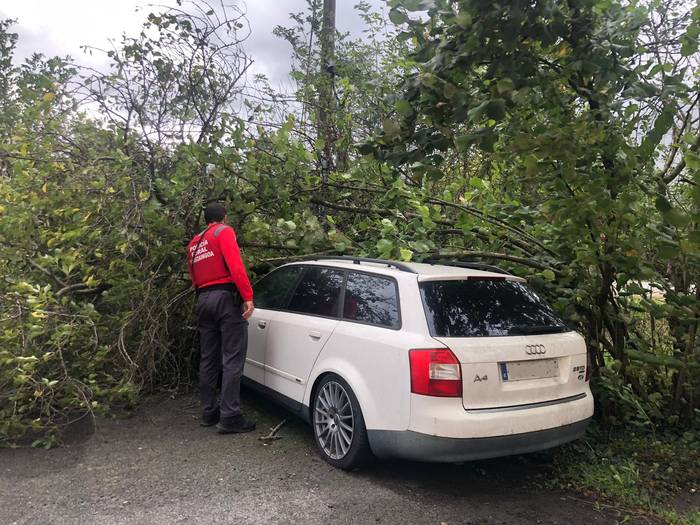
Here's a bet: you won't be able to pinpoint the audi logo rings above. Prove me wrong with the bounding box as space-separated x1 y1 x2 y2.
525 344 546 355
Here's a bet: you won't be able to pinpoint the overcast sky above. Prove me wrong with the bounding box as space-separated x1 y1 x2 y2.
1 0 385 88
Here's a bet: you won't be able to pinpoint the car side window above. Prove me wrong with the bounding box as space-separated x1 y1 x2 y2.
342 272 400 329
253 265 304 310
287 267 345 318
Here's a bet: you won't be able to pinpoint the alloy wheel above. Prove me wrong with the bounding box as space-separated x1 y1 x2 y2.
313 380 354 460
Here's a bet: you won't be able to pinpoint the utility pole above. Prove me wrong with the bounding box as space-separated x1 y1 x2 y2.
318 0 336 186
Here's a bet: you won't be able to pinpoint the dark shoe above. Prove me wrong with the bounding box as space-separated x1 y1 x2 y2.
216 414 256 434
200 409 220 427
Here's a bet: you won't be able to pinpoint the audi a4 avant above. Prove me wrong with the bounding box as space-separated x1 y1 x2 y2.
244 257 593 469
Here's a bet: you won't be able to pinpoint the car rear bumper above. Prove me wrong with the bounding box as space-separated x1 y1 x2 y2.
367 417 591 463
407 388 594 438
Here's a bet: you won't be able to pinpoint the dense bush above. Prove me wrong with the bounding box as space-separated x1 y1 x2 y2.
0 102 190 444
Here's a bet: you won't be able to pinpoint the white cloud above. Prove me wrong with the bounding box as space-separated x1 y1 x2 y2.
2 0 385 83
3 1 178 68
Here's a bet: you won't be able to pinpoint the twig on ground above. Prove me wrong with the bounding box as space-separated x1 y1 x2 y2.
258 418 287 443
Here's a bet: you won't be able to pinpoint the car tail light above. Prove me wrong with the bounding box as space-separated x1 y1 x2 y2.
409 348 462 397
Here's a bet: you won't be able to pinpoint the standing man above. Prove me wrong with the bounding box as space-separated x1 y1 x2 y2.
187 202 256 433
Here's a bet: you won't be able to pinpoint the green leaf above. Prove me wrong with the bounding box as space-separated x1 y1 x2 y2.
355 142 375 155
542 269 556 281
382 119 401 139
524 155 538 175
467 100 489 122
395 99 413 116
684 151 700 170
639 105 675 158
468 99 506 122
389 8 407 25
380 218 396 232
455 132 480 151
680 33 698 57
496 78 514 94
456 11 472 29
657 243 680 259
425 166 444 180
663 208 690 228
279 219 296 231
654 196 672 212
469 176 484 189
399 248 413 261
409 240 431 253
477 131 497 152
485 99 506 121
376 238 394 257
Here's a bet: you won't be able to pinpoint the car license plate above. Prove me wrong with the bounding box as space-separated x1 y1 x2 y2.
500 358 559 381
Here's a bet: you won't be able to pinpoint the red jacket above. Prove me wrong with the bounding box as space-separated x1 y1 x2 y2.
187 223 253 301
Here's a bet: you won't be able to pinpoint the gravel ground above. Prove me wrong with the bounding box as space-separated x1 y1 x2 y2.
1 390 650 524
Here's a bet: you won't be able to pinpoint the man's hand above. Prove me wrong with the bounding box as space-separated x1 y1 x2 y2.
242 300 255 320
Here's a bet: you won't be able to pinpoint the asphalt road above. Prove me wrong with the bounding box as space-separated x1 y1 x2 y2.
1 391 643 524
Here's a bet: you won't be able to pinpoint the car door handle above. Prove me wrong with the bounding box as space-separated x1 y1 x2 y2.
257 320 268 329
309 331 322 341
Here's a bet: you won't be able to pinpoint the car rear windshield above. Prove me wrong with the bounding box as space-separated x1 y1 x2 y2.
420 279 569 337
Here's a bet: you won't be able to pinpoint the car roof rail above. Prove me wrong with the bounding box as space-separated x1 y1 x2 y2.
422 258 513 276
301 255 418 274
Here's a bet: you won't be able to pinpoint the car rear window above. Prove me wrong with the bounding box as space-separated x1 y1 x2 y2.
342 272 400 329
420 279 569 337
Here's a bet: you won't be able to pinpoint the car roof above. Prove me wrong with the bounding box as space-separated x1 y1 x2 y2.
285 259 526 282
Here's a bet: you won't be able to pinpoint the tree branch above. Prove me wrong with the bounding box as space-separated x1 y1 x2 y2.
433 250 558 272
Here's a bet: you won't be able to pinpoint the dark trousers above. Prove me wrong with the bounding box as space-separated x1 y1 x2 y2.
196 288 248 419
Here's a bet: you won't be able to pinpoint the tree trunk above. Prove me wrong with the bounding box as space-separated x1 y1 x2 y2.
317 0 336 185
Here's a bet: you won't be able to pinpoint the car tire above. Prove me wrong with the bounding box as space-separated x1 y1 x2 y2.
311 374 373 470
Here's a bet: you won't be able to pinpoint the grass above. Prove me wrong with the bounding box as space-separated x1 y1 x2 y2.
547 425 700 523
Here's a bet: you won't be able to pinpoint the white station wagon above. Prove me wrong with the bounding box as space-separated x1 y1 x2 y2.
244 257 593 469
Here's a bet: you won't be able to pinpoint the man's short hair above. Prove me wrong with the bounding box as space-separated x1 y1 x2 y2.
204 202 226 223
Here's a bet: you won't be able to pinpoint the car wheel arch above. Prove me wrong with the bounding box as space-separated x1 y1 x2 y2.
305 364 374 428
